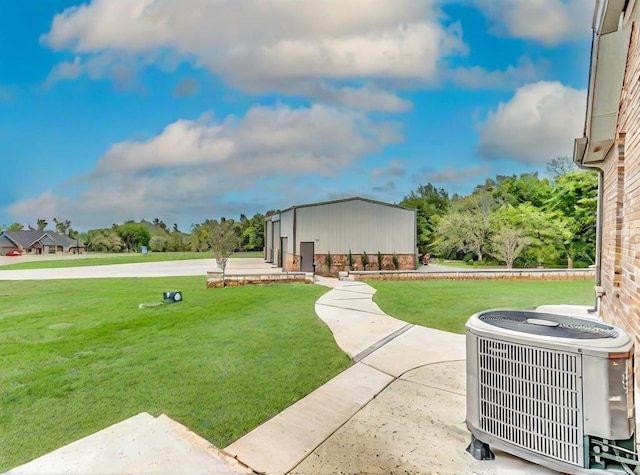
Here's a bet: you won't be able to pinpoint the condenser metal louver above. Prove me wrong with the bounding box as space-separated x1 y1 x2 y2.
466 309 637 474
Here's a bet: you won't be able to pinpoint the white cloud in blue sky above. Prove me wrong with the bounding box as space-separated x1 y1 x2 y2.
0 0 595 229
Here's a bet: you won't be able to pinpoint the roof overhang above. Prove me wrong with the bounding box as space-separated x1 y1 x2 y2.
593 0 628 34
575 0 630 168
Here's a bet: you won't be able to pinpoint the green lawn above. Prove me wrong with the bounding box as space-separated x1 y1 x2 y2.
0 251 262 270
370 279 595 334
0 278 350 471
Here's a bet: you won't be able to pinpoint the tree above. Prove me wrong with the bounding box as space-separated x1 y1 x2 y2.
435 191 495 261
36 218 48 231
52 217 72 235
546 156 579 178
116 223 151 252
492 203 570 267
7 222 24 231
210 220 240 284
189 220 215 252
400 183 449 254
488 173 551 208
546 171 598 267
149 236 168 252
87 229 124 252
167 232 188 251
489 228 531 269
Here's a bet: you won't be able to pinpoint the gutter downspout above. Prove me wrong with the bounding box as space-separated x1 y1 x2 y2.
576 29 605 315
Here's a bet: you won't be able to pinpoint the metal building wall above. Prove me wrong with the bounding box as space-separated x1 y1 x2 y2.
295 199 416 254
280 209 294 254
264 219 273 262
272 220 281 265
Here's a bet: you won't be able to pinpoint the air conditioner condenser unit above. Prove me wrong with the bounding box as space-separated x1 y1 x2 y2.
466 309 637 474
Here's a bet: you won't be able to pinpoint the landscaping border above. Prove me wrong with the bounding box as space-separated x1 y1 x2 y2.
348 269 595 281
206 271 314 288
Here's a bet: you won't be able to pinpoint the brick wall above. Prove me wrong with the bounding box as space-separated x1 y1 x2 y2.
312 253 415 274
206 271 312 288
601 22 640 354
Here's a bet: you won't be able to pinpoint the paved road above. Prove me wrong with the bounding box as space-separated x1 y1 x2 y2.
0 259 221 280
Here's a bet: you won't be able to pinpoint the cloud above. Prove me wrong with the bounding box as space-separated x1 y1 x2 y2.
172 77 199 97
478 81 586 164
302 83 413 113
9 104 402 229
427 166 490 184
45 54 146 91
42 0 464 83
46 57 83 85
40 0 559 101
447 56 545 90
370 159 406 180
471 0 593 46
40 0 478 102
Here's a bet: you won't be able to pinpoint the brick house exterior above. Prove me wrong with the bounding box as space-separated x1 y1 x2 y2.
574 1 640 364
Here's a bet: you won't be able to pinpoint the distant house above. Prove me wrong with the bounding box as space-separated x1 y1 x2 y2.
573 3 640 347
264 197 417 272
0 230 85 256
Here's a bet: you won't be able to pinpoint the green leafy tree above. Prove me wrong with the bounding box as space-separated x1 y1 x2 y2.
36 218 48 231
490 173 551 208
493 203 570 267
546 171 598 267
116 223 151 252
435 191 495 261
7 222 24 231
489 227 532 269
86 229 124 252
400 183 449 255
149 236 168 252
168 231 188 251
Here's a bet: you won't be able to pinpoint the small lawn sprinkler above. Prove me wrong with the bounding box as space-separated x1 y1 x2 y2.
162 291 183 304
138 291 183 309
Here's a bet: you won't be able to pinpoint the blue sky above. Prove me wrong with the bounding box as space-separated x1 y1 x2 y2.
0 0 594 231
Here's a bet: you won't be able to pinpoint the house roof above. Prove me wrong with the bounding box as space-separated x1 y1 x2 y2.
2 230 85 248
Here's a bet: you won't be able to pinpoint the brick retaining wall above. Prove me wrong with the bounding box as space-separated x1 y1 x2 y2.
206 271 313 288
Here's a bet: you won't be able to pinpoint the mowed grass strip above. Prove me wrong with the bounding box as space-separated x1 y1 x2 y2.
370 279 595 334
0 251 215 270
0 252 264 270
0 277 351 471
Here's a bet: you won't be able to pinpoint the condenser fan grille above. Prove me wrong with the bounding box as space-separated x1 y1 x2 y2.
478 310 618 339
478 337 583 466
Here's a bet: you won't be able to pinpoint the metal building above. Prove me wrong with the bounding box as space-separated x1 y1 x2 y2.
264 197 417 272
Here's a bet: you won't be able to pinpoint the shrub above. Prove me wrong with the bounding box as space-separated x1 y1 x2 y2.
378 251 383 270
392 253 399 270
348 250 353 270
326 252 332 273
362 251 368 270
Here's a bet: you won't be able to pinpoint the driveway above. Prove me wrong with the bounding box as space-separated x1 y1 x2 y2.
0 257 278 280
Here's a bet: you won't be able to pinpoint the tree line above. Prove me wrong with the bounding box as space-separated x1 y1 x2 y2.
0 213 266 255
402 158 597 268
